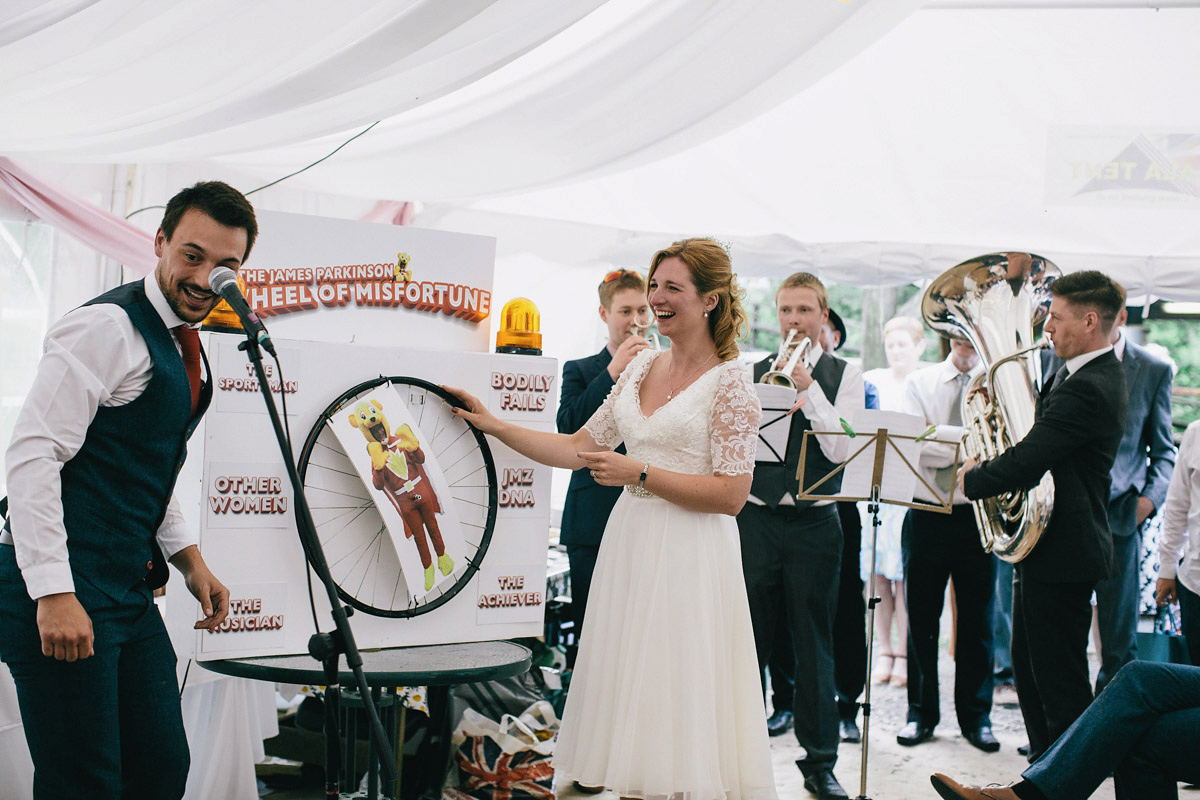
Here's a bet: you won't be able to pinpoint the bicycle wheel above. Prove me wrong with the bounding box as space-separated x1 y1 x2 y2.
296 376 497 617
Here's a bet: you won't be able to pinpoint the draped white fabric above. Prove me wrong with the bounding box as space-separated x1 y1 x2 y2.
0 0 922 197
3 0 1200 298
447 5 1200 299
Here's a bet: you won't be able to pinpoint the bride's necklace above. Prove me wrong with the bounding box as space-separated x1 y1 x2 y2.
666 352 717 399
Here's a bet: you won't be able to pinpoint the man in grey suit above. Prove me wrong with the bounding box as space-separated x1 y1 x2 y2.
1094 309 1176 692
1043 307 1176 694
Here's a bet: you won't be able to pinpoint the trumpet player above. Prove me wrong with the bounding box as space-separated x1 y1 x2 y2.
556 268 649 668
957 270 1129 763
737 272 864 800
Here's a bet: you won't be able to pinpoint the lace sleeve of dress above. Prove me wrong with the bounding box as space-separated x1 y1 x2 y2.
583 349 651 449
711 362 762 476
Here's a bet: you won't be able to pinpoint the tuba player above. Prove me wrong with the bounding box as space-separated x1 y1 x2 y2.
957 270 1128 762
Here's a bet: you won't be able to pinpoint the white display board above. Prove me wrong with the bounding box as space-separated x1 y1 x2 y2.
196 336 557 660
190 210 555 660
242 210 497 352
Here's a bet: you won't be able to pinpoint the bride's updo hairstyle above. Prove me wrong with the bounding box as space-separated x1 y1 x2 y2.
648 237 748 362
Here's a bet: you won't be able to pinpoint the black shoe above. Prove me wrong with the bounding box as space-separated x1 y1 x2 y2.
839 717 861 743
963 725 1001 753
572 782 605 794
802 770 849 800
897 720 935 746
767 709 793 737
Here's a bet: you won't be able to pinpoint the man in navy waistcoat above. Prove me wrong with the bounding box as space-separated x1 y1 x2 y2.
0 181 255 799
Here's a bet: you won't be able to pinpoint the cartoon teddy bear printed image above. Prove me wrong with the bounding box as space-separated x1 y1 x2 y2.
395 252 411 284
349 399 454 591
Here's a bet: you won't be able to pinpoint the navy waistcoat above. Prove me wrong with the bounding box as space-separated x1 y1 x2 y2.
750 352 847 509
59 281 210 599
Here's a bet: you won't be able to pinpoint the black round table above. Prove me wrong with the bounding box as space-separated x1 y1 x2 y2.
201 639 532 687
201 640 532 800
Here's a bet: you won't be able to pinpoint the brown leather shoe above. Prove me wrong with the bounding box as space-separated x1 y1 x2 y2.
930 773 1020 800
572 782 605 794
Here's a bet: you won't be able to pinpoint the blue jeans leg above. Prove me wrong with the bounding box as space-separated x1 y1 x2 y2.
1023 660 1200 800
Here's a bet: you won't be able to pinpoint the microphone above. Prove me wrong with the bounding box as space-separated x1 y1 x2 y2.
208 266 276 356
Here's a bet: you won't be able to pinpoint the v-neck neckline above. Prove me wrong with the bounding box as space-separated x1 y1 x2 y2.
635 351 723 420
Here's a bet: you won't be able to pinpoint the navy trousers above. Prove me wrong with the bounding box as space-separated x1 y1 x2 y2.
1093 496 1142 693
902 506 996 733
0 546 188 800
738 502 842 776
1179 579 1200 666
765 501 867 723
565 543 600 640
1025 660 1200 800
1012 572 1095 761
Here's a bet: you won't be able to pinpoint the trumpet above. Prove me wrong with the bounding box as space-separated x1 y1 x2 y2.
760 329 813 389
631 309 660 350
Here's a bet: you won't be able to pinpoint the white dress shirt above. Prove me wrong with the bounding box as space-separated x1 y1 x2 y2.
902 356 983 506
1159 420 1200 596
1060 344 1114 382
800 345 866 467
5 276 200 600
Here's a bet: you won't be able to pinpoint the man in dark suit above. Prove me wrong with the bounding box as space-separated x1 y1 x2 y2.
960 270 1129 762
557 268 648 658
0 182 249 798
738 273 865 800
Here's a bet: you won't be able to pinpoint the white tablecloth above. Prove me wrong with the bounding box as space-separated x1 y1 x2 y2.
0 662 34 800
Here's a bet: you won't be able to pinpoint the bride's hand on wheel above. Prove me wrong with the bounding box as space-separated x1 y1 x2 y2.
442 385 501 434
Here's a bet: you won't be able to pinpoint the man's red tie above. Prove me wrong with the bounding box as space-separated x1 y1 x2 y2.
177 326 202 416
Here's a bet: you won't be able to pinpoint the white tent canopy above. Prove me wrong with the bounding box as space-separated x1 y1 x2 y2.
4 0 1200 301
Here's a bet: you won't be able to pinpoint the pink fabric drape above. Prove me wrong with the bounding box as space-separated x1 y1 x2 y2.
360 200 414 226
0 159 415 282
0 157 156 275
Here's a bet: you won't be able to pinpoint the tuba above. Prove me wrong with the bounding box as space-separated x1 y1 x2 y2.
921 252 1061 563
760 329 814 389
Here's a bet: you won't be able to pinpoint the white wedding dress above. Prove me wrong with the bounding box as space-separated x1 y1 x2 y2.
553 350 777 800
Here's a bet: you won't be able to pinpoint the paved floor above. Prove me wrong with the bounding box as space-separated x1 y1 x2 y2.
260 646 1118 800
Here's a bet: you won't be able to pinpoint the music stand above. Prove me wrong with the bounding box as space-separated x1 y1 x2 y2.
797 414 959 800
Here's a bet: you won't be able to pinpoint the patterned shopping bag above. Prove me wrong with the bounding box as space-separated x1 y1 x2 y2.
444 700 558 800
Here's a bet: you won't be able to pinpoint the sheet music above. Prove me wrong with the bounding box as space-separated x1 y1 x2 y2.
754 383 799 464
839 408 925 504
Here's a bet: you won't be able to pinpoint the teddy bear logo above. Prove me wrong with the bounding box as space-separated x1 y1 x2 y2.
395 252 412 284
349 399 453 591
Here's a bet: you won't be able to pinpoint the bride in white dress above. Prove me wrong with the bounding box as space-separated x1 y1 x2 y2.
448 238 776 800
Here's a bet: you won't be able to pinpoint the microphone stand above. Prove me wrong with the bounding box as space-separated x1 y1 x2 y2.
798 422 954 800
233 335 397 795
857 484 883 800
